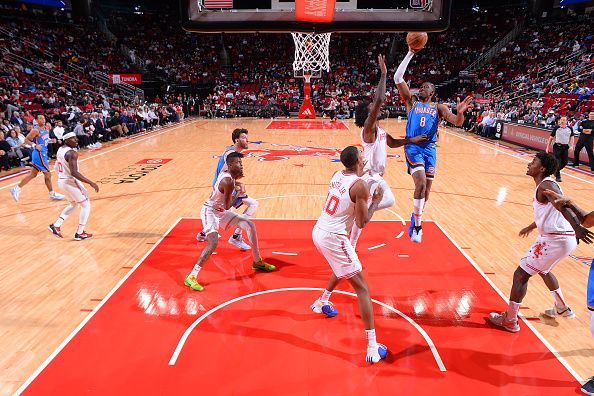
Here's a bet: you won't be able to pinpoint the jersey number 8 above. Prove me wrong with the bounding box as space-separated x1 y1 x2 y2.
419 116 426 127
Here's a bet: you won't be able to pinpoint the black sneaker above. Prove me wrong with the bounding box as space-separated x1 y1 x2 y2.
582 377 594 395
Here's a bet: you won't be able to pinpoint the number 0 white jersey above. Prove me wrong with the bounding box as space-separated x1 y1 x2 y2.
315 170 362 235
361 126 388 176
204 171 234 212
55 146 75 180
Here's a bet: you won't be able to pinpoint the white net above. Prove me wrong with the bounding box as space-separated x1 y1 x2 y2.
291 32 331 78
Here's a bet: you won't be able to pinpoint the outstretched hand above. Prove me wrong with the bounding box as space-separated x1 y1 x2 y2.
456 96 474 114
542 189 571 208
410 134 428 144
378 54 387 75
576 226 594 244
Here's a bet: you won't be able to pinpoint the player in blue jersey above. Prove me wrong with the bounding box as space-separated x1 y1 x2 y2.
393 47 473 243
196 128 258 250
541 189 594 395
10 115 64 202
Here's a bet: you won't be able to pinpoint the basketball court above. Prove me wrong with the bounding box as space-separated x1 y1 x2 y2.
2 0 594 394
2 118 593 395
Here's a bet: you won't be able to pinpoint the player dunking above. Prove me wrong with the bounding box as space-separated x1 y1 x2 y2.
10 115 65 202
185 152 275 292
311 145 388 363
350 54 428 249
393 48 473 243
488 152 592 332
48 132 98 240
196 128 258 251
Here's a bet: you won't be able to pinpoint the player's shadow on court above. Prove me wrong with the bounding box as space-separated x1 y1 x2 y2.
93 231 165 239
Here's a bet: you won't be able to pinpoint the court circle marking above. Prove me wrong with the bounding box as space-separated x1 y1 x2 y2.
169 287 446 372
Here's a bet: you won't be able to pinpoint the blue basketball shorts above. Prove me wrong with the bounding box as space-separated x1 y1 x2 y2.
404 143 436 179
31 150 50 172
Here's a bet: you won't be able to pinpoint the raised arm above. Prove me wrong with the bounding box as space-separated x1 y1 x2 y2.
362 54 388 143
394 50 415 111
437 96 473 127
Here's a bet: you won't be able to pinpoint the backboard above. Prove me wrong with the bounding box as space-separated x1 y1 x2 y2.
180 0 451 33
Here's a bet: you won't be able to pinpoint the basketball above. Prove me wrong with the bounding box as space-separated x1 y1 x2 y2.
406 32 428 51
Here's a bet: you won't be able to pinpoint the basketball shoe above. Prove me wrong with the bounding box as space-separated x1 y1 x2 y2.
543 305 576 319
407 212 415 237
184 275 204 291
48 224 63 238
366 343 388 364
252 259 275 272
582 377 594 395
196 231 206 242
310 298 338 317
10 186 20 202
49 191 65 200
74 231 93 241
411 226 423 243
229 234 251 250
488 311 520 332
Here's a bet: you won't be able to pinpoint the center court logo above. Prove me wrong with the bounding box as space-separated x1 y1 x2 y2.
216 144 400 162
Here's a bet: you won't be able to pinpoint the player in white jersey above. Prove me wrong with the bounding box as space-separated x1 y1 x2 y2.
489 152 592 333
311 145 388 364
48 132 99 240
350 54 427 249
184 151 275 292
196 128 258 251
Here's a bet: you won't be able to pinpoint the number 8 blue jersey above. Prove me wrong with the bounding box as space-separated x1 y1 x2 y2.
405 101 439 147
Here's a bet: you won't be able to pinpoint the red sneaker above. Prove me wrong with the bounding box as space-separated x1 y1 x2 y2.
48 224 63 238
74 231 93 241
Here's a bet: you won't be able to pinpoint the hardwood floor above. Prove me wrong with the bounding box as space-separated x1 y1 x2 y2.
1 118 592 394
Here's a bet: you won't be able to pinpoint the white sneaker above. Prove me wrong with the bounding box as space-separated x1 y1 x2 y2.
543 305 576 319
488 311 520 332
411 227 423 243
228 234 251 250
49 191 65 200
310 299 338 317
366 343 388 363
10 186 21 202
196 231 206 242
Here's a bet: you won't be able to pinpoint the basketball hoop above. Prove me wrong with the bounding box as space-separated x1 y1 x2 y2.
292 32 331 79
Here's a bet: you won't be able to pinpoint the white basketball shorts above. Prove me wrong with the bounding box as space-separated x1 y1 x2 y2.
200 205 238 235
312 226 362 279
58 179 88 203
520 235 577 276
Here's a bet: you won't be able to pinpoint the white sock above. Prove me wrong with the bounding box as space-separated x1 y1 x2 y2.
413 198 425 227
77 201 91 234
550 288 568 309
55 203 76 227
190 264 202 277
366 329 377 348
320 289 332 304
350 223 362 247
506 301 521 320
